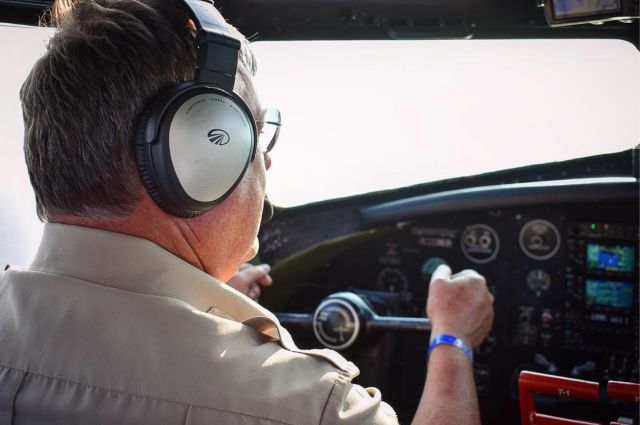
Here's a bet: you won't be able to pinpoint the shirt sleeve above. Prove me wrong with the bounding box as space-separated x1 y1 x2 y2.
319 370 399 425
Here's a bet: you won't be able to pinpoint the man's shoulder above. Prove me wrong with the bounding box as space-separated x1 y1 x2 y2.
0 266 348 425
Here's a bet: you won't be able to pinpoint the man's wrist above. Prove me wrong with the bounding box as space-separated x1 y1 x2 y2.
428 333 473 364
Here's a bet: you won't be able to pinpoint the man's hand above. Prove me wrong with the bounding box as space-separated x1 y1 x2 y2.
226 263 273 301
411 265 494 425
427 265 494 348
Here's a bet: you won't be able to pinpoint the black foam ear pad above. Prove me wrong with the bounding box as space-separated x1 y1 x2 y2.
134 107 198 217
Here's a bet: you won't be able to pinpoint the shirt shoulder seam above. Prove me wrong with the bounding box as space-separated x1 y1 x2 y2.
318 369 350 425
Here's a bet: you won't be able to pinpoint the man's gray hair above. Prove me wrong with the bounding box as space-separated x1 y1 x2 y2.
21 0 256 221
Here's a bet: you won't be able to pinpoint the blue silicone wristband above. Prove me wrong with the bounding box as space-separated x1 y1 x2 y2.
428 334 473 364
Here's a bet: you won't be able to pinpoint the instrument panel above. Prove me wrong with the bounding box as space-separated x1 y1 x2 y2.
258 154 640 424
264 199 639 424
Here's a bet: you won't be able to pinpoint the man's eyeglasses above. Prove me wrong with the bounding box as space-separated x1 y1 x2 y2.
256 108 281 154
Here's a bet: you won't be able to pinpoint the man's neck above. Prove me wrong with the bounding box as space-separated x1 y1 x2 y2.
51 196 241 281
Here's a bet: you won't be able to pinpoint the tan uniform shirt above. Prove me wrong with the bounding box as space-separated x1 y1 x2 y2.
0 224 398 425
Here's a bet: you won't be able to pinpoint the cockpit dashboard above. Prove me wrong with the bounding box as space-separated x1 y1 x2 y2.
258 149 639 424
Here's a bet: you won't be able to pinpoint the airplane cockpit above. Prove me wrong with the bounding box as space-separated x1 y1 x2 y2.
1 0 638 424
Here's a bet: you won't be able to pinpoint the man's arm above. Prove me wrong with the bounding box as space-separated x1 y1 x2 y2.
412 265 495 425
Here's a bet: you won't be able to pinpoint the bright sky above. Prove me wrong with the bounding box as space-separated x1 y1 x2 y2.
1 24 639 264
250 39 639 207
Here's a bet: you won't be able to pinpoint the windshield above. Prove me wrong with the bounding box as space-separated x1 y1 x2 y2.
2 26 639 230
2 25 51 264
251 40 639 207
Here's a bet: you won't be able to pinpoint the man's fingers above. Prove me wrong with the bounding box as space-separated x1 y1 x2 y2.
226 264 273 301
238 264 271 282
430 264 452 284
248 283 261 300
451 269 484 281
253 264 272 286
451 268 478 278
257 274 273 287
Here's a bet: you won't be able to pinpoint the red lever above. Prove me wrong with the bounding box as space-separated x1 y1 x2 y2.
519 371 601 425
607 381 640 403
533 414 600 425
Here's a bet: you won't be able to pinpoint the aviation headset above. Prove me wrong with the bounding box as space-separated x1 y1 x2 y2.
134 0 257 218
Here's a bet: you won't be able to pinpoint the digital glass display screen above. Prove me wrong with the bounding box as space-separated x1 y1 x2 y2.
586 243 635 273
585 279 633 309
553 0 622 19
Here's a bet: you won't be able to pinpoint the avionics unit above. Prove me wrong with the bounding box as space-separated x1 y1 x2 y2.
564 222 638 372
542 0 639 27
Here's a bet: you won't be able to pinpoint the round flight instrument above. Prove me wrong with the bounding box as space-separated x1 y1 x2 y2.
519 219 560 260
526 269 552 295
376 267 409 294
461 224 500 264
313 298 360 350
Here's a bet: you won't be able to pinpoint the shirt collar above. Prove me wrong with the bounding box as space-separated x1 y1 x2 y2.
30 223 276 327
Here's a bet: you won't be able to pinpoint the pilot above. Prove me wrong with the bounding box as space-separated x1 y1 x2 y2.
0 0 494 424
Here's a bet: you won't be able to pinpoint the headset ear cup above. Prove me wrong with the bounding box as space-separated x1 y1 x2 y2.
134 109 200 218
133 84 257 218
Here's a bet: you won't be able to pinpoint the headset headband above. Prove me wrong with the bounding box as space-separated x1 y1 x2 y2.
142 0 243 146
184 0 240 91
